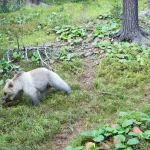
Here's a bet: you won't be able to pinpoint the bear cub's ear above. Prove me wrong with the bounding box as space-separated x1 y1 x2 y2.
6 79 13 88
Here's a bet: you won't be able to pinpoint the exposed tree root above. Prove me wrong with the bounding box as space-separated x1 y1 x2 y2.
139 28 149 37
114 28 150 45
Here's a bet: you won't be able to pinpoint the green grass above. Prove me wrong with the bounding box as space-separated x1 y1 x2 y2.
0 0 127 52
2 56 149 149
67 57 150 149
0 0 146 52
0 60 88 150
0 0 149 149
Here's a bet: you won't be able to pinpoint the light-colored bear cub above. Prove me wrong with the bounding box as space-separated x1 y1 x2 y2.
2 68 71 106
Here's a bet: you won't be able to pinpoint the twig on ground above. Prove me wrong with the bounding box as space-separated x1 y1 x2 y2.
3 44 64 67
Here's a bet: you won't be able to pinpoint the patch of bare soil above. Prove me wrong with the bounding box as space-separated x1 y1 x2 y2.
51 120 86 150
50 25 98 150
79 57 95 90
141 85 150 103
51 53 96 150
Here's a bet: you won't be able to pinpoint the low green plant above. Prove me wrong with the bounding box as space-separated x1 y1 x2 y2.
66 112 150 150
10 12 40 24
92 19 120 39
52 46 81 61
93 41 150 65
66 146 84 150
31 51 40 63
38 12 71 33
98 14 111 20
12 51 24 61
0 59 21 85
53 25 86 45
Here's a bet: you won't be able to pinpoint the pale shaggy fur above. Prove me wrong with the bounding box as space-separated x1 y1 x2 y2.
2 68 72 106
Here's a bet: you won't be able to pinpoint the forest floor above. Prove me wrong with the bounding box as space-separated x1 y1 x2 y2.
0 1 150 150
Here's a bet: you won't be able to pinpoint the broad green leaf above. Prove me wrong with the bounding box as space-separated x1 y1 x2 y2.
122 147 133 150
115 143 127 149
74 146 84 150
125 128 130 133
141 130 150 139
104 133 112 137
134 121 141 125
52 55 59 60
65 146 73 150
127 138 139 145
122 120 134 127
80 130 99 137
118 130 126 134
13 52 19 58
93 135 104 142
140 113 149 119
141 113 150 121
141 118 150 122
114 135 126 142
97 128 104 134
103 127 114 132
65 146 83 150
33 52 39 58
115 124 122 130
128 132 139 137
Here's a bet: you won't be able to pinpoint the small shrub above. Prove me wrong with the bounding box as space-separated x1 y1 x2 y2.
0 59 21 86
10 12 40 24
93 42 150 64
66 112 150 150
52 46 81 61
53 25 86 45
92 20 120 39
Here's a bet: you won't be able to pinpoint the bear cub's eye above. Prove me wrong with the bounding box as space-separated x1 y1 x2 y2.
4 92 7 96
8 83 13 88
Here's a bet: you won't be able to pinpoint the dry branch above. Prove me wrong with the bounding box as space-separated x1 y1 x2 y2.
3 43 64 67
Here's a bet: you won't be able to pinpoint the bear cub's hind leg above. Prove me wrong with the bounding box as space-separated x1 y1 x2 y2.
39 88 49 101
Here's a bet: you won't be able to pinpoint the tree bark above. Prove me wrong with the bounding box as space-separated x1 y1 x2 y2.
115 0 149 45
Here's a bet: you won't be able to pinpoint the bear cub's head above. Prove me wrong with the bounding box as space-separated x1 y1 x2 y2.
2 79 16 104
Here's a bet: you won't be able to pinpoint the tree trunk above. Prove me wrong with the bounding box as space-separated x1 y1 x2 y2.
115 0 149 45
